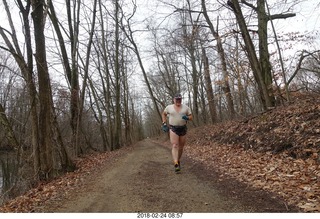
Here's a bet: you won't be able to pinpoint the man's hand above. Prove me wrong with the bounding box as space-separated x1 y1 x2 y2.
182 115 189 121
161 123 169 132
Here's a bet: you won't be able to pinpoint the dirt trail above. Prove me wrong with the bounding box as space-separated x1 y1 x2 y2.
45 139 295 213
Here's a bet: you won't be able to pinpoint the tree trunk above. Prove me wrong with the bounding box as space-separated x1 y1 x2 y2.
47 0 75 170
0 103 19 150
257 0 275 106
97 0 113 150
1 0 41 179
182 19 200 126
202 48 217 124
47 0 72 83
189 43 200 125
120 6 163 122
122 56 132 145
202 0 235 118
229 0 272 110
31 0 54 179
66 0 81 156
114 0 122 149
229 0 295 109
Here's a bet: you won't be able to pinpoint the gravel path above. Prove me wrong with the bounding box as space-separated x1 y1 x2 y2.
47 139 295 213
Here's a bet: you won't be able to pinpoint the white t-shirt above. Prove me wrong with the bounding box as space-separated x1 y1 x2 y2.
164 104 192 126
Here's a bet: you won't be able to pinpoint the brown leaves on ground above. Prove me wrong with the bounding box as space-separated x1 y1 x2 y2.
185 93 320 212
0 93 319 213
0 147 132 213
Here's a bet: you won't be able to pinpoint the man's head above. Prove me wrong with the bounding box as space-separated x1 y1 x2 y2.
173 93 182 106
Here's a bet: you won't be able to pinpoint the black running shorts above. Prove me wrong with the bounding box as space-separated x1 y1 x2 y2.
170 125 187 136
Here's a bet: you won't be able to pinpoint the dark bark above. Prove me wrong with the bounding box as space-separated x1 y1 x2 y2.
31 0 54 178
229 0 272 110
1 0 41 179
0 103 19 150
202 48 217 124
202 0 235 118
257 0 275 106
114 0 121 149
47 0 75 171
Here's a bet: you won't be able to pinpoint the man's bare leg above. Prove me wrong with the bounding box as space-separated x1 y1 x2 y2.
178 135 186 162
170 130 180 164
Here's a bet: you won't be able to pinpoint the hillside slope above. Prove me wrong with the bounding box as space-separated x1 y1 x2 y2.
183 93 320 212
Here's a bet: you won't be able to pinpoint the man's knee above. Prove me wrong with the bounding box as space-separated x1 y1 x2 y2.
172 143 179 149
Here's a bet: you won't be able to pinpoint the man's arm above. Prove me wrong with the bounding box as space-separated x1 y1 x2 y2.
162 111 167 124
185 106 193 121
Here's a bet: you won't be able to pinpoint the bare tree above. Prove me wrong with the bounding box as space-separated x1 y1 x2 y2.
201 0 235 119
228 0 296 109
0 0 42 178
120 2 163 122
202 48 217 123
31 0 57 178
0 103 19 150
290 50 320 92
0 55 20 151
49 0 83 155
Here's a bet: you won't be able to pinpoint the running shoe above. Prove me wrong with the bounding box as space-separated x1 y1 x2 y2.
174 163 181 173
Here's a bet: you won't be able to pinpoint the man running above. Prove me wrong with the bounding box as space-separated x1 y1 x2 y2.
161 93 193 173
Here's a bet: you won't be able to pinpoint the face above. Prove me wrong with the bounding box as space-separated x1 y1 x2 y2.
174 98 182 106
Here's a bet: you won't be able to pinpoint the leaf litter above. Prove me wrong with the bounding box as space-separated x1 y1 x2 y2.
184 93 320 212
0 93 319 213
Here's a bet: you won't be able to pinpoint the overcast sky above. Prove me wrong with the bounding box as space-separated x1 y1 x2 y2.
1 0 319 50
0 0 319 77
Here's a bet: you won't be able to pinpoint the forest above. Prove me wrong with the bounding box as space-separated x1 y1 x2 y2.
0 0 319 206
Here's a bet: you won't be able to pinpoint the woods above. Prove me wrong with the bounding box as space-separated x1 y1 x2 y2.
0 0 319 204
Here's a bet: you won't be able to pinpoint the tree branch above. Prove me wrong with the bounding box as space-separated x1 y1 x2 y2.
241 0 257 11
269 13 296 20
287 50 320 85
